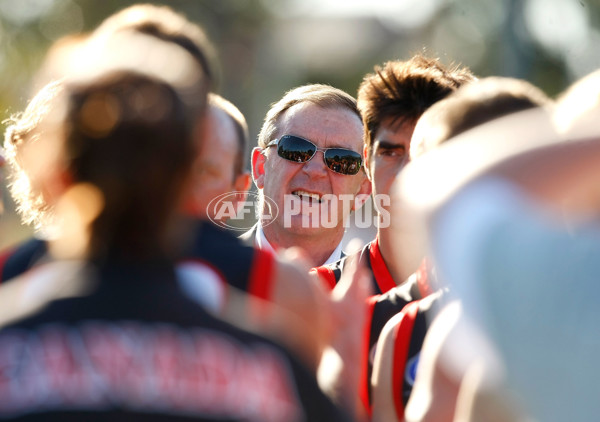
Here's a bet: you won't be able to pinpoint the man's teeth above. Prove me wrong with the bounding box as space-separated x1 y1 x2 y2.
293 190 322 203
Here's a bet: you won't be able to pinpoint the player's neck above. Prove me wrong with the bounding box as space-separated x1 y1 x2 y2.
377 226 414 283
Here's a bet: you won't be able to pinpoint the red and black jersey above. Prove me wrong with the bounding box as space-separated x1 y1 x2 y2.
0 258 349 421
0 223 277 304
182 222 276 302
313 238 436 415
312 239 397 295
357 258 436 415
0 238 48 282
388 291 444 421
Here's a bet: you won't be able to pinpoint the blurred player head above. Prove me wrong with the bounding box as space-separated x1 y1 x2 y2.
183 93 251 223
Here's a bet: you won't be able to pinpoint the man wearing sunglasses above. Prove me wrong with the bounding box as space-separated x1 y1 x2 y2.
245 83 372 268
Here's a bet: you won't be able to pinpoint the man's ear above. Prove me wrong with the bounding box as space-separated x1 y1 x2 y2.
251 147 266 189
363 144 372 181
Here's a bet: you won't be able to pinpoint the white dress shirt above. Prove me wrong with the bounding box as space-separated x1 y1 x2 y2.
255 223 343 266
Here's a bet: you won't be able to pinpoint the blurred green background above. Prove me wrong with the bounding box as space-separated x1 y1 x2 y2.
1 0 599 248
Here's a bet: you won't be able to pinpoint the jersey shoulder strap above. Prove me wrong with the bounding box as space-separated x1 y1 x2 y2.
392 300 420 421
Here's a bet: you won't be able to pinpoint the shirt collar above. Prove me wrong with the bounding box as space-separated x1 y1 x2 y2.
255 223 276 254
255 223 343 266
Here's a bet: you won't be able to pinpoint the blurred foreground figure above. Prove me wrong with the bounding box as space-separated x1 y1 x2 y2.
1 2 215 278
371 76 552 422
0 5 338 378
183 93 251 223
1 80 64 280
0 35 351 421
0 146 4 214
390 70 600 422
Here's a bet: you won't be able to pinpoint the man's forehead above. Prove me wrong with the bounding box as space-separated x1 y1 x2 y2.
379 115 416 133
277 103 363 147
375 121 414 141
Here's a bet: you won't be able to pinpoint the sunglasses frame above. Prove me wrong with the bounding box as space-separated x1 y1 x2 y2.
265 134 363 175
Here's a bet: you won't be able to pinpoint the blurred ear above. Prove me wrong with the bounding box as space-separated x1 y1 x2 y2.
42 162 74 209
363 144 372 181
251 147 266 189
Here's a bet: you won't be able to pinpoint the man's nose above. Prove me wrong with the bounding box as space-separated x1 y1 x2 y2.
301 150 328 176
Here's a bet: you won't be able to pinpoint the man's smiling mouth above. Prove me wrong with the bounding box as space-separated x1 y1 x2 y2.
292 190 323 204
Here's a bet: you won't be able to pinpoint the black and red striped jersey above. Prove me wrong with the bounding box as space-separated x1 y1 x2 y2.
0 237 48 282
358 273 431 414
386 291 445 420
0 223 277 305
312 238 436 415
0 258 350 421
180 222 276 303
312 239 397 295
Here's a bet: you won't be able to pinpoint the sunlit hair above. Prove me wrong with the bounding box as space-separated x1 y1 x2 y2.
357 54 475 154
93 3 217 90
62 72 199 259
257 83 361 149
32 34 89 93
410 76 553 159
3 79 64 231
209 93 249 176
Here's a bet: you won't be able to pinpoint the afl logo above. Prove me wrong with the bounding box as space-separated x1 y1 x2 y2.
207 191 279 231
405 353 420 386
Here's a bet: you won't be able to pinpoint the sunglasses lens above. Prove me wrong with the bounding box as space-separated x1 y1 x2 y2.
274 135 362 175
324 149 362 175
277 136 316 163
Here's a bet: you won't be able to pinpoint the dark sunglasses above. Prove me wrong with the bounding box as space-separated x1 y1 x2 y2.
265 135 363 176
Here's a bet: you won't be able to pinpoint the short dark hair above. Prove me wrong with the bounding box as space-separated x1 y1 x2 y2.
63 72 198 259
94 4 217 90
357 54 475 152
